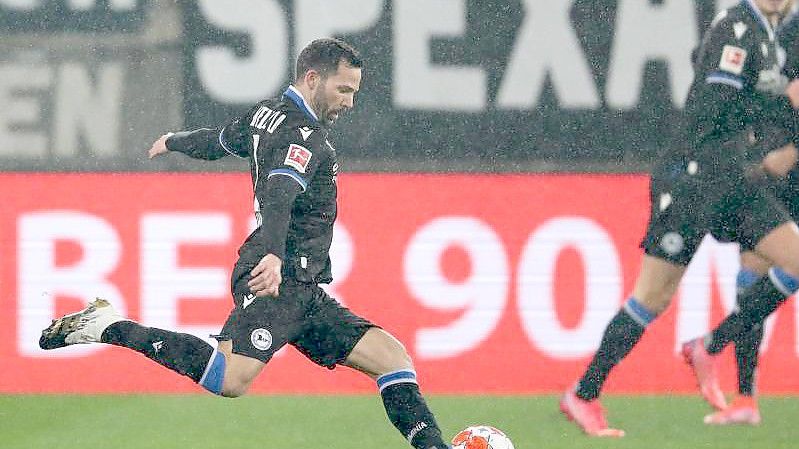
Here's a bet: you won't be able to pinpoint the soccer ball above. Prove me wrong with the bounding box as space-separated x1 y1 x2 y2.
451 425 515 449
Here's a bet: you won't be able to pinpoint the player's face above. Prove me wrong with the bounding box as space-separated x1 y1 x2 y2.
755 0 791 15
312 61 361 127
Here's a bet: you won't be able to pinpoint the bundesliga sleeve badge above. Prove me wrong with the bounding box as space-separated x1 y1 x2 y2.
284 144 313 173
719 45 747 75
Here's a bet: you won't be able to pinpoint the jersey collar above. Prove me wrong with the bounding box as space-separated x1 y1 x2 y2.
742 0 776 40
283 85 320 124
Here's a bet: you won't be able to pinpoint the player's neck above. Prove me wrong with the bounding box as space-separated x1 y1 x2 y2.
294 83 316 110
291 85 320 117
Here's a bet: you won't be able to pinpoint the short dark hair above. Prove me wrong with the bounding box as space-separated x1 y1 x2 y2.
295 38 363 81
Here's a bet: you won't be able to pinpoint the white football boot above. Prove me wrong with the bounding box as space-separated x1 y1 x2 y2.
39 298 126 349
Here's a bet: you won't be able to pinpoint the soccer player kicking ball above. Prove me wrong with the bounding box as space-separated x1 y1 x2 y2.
560 0 799 437
40 38 451 449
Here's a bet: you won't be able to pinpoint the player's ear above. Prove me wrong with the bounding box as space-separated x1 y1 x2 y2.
304 69 321 90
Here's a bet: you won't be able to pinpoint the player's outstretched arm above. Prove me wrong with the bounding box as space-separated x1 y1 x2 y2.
147 128 242 161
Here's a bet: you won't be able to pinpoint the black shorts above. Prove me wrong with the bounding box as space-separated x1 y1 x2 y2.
217 264 376 367
641 162 791 265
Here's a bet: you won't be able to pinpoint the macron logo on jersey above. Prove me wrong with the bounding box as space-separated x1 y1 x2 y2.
298 127 314 141
242 293 256 309
284 144 313 173
733 21 748 40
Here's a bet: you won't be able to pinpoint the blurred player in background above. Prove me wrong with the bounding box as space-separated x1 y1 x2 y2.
560 0 799 437
40 38 452 449
683 0 799 426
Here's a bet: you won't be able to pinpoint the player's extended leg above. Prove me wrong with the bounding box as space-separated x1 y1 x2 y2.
343 328 449 449
39 298 264 397
700 223 799 356
732 253 768 402
561 255 686 437
701 251 767 425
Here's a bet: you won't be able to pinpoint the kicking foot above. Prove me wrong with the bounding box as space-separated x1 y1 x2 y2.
682 338 727 411
560 389 625 437
39 298 126 349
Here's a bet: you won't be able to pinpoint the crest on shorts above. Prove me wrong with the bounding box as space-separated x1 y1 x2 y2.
250 328 273 351
660 232 684 256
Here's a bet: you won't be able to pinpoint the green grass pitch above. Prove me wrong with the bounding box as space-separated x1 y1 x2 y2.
0 395 796 448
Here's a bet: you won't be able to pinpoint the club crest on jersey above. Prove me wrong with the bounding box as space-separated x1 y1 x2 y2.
719 45 746 75
284 144 313 173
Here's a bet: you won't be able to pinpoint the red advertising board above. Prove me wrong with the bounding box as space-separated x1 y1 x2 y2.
1 173 797 394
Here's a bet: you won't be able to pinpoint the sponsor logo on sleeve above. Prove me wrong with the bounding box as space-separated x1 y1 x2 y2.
284 144 313 173
719 45 747 75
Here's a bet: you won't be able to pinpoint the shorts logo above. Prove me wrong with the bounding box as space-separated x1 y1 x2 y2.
250 328 273 351
284 144 312 173
660 232 684 256
298 126 314 141
658 193 672 212
242 293 256 309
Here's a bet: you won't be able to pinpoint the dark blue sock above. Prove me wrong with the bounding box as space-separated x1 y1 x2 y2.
707 267 795 354
576 297 653 400
378 370 447 449
101 321 222 393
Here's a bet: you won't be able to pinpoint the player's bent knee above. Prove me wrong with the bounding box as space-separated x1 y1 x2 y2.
221 375 253 398
221 384 249 398
219 365 261 398
210 342 265 397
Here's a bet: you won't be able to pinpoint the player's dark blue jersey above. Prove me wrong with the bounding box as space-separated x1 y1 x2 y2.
683 0 795 177
166 86 338 284
744 6 799 163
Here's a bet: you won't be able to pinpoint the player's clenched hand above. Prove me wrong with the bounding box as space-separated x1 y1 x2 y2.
147 133 174 159
248 254 283 297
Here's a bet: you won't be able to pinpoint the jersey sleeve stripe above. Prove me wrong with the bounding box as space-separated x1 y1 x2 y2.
706 71 744 90
268 168 308 191
218 128 245 159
